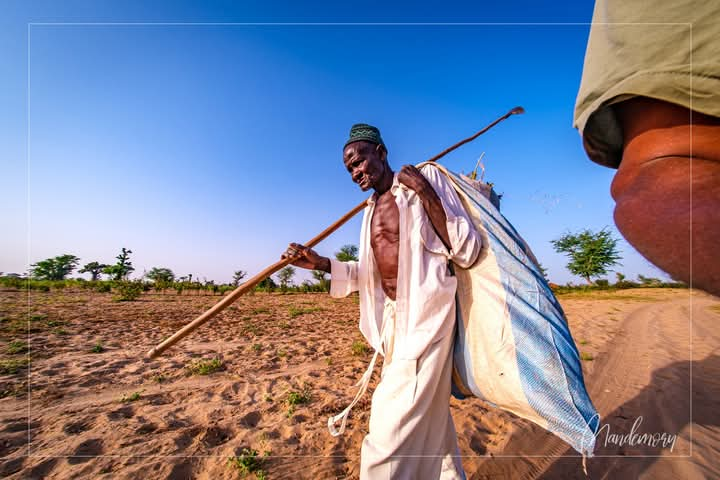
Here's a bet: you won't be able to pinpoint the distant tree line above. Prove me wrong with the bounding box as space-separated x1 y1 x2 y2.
2 244 362 299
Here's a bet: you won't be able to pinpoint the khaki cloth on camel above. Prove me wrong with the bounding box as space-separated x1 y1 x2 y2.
574 0 720 168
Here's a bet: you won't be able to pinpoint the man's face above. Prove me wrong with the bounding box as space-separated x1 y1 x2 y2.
343 141 387 192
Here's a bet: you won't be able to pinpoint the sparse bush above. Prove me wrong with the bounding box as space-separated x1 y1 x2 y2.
351 340 369 356
186 358 223 375
0 276 24 289
228 448 269 477
113 281 143 301
7 340 28 354
286 385 312 416
90 342 104 353
255 277 277 293
0 359 29 374
95 282 112 293
594 279 610 288
580 352 594 361
637 275 662 287
288 306 322 318
120 391 142 403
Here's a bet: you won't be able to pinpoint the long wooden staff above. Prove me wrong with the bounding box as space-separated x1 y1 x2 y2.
146 106 525 359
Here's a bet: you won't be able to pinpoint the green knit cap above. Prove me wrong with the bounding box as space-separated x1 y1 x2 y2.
344 123 385 149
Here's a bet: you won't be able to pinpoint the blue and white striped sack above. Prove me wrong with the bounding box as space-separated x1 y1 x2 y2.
422 163 599 456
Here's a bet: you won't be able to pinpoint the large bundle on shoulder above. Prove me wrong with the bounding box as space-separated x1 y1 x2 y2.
420 162 599 457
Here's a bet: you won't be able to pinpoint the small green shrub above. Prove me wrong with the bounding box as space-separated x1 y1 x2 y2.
95 282 112 293
120 391 142 403
288 306 322 318
228 448 269 477
287 389 311 406
580 352 594 361
113 281 143 301
0 359 29 374
286 385 312 417
351 340 369 356
186 358 223 375
90 342 104 353
7 340 28 354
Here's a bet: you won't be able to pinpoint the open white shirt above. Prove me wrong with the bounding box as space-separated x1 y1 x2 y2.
330 164 481 360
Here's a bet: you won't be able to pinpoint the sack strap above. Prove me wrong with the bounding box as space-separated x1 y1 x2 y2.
327 298 395 436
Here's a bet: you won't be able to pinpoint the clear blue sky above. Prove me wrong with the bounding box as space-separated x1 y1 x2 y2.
1 1 671 285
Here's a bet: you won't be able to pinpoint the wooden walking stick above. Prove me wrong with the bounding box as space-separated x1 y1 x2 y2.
146 106 524 359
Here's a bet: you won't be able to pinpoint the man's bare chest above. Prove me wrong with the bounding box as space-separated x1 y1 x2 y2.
370 194 400 251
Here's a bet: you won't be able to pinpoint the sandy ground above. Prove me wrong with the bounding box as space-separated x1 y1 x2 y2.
0 287 718 479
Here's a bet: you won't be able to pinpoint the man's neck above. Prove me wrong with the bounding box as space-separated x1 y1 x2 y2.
373 166 395 195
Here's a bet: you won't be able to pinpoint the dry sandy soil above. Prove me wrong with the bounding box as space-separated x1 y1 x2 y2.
0 287 718 479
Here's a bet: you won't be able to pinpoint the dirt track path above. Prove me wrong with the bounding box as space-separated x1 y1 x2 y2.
469 291 720 480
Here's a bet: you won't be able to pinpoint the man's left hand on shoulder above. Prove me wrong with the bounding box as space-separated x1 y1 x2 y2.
398 164 434 198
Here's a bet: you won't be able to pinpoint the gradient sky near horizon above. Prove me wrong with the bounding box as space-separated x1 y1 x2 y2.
1 1 672 285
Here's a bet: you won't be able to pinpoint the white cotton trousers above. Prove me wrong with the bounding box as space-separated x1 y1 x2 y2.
359 299 466 480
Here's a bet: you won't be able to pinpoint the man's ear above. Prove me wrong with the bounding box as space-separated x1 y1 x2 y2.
376 144 388 163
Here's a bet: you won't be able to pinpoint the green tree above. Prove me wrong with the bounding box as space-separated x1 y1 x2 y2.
637 274 661 286
335 244 359 262
145 267 175 284
30 254 80 280
256 276 277 292
104 248 134 281
277 266 296 292
232 270 247 286
551 228 622 285
311 270 329 292
79 261 109 281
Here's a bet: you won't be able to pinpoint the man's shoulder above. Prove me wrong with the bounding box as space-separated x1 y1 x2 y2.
418 163 453 189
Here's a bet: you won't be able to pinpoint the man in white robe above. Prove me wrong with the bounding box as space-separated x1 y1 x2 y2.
283 124 481 479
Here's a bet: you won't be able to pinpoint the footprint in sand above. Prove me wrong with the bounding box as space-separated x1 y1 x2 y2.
3 420 40 432
134 423 158 435
146 393 173 406
78 377 103 388
469 434 487 454
107 405 135 421
173 426 202 451
62 418 93 435
27 457 58 478
68 438 104 464
168 459 196 480
200 426 232 447
291 414 308 424
239 411 261 428
0 457 25 476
